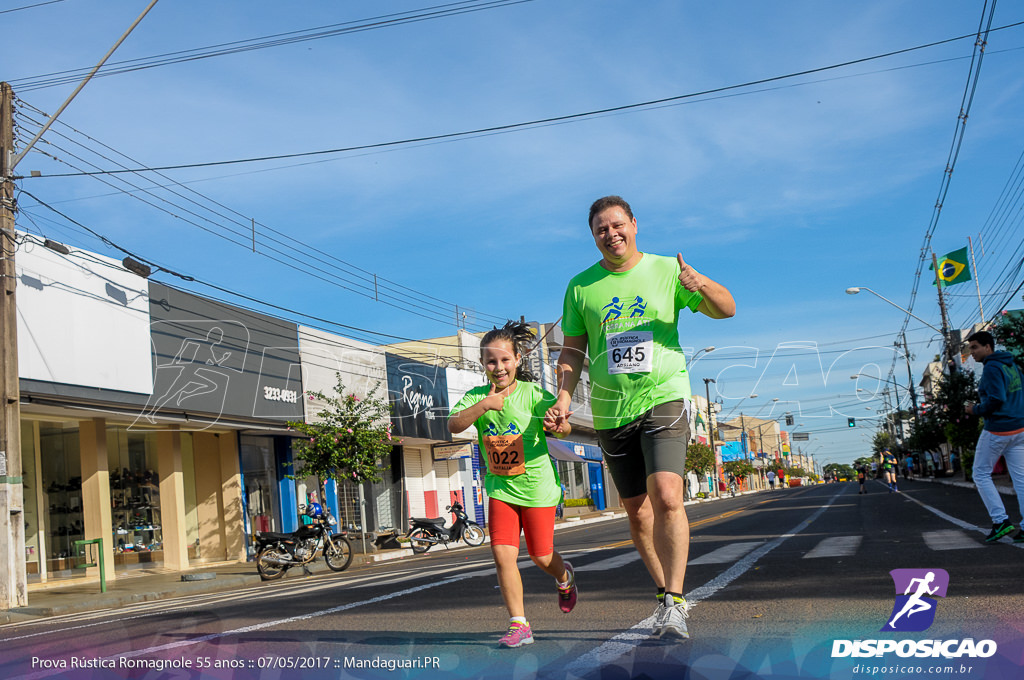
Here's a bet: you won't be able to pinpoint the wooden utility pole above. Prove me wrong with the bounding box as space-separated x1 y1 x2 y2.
932 252 957 370
0 82 27 609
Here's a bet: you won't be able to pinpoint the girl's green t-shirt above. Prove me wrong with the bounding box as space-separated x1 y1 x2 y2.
449 381 562 507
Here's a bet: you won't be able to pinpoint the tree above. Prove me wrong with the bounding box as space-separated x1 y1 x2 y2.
824 462 855 480
287 375 394 494
723 460 755 482
685 442 716 477
871 431 895 456
993 310 1024 372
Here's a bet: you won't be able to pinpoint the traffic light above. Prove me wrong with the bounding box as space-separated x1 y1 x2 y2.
785 415 794 426
848 417 856 427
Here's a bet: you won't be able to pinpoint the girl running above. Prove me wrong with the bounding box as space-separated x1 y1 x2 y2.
880 448 899 493
447 321 578 648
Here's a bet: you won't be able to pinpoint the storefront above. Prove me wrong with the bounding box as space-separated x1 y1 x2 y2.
16 241 304 582
387 353 470 525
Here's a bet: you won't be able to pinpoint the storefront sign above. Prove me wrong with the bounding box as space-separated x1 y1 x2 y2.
385 354 450 441
145 283 303 427
433 442 472 460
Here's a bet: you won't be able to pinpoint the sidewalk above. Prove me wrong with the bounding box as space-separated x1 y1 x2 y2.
0 510 626 625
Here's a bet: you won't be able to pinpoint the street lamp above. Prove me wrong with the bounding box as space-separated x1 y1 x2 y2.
844 287 943 334
691 345 716 363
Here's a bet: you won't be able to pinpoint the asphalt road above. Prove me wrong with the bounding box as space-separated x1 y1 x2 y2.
2 479 1022 680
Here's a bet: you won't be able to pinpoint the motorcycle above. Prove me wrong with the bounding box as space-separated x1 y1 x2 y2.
406 501 485 554
254 502 353 580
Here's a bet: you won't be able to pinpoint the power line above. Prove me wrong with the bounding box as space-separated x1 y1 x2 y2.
0 0 65 15
897 2 999 341
9 0 535 91
13 105 507 331
21 20 1024 180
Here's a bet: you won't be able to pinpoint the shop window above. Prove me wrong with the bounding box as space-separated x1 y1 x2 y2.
107 429 163 569
38 423 82 578
21 422 41 581
241 435 281 544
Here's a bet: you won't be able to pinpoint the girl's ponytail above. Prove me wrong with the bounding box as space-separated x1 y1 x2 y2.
481 320 539 382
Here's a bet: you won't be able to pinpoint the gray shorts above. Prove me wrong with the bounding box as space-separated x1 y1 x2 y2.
597 399 690 500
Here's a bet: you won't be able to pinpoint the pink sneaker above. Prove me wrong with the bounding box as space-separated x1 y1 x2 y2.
499 621 534 648
557 561 577 613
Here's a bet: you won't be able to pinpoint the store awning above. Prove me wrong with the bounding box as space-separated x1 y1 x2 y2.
546 437 588 463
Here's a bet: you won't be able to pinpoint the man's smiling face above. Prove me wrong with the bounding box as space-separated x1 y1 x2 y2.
590 205 638 268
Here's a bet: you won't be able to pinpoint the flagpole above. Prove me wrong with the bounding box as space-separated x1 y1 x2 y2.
968 236 984 323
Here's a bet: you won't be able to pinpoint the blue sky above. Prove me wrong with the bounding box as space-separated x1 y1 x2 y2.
5 0 1024 467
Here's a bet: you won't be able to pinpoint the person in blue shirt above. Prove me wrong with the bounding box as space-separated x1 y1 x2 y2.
964 331 1024 543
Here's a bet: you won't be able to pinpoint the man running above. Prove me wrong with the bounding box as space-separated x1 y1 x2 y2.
547 196 735 640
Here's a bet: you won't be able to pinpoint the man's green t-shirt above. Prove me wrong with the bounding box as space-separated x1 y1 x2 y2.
562 253 703 430
449 381 562 507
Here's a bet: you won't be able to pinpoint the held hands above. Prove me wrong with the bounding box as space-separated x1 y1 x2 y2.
544 396 573 434
677 253 705 292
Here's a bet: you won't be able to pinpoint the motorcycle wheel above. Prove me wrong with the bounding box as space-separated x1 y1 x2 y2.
408 528 432 554
324 535 353 572
255 546 290 581
462 523 485 547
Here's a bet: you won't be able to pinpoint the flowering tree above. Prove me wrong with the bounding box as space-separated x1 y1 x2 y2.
993 310 1024 372
685 442 716 477
287 374 394 490
723 460 755 483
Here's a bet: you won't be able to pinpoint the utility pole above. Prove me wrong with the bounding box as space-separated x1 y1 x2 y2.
899 332 920 430
932 252 957 370
703 378 719 498
0 82 27 609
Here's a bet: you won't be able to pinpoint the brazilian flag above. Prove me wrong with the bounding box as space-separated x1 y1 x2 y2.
930 247 971 287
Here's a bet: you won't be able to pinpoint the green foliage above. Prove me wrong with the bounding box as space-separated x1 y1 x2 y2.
685 442 716 476
723 460 755 480
993 310 1024 372
824 462 855 479
871 431 895 456
287 374 394 487
564 498 594 507
904 368 979 460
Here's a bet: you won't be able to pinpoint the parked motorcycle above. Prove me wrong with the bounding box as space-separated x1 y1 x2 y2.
254 502 353 580
406 501 485 554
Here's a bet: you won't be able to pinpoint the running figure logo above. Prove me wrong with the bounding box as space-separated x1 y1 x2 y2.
602 297 623 323
485 423 521 436
881 568 949 632
628 295 647 318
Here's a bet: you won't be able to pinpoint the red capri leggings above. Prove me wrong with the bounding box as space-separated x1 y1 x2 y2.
487 498 556 557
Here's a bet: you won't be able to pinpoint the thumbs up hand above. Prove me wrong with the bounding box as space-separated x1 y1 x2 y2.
677 253 705 293
481 383 506 412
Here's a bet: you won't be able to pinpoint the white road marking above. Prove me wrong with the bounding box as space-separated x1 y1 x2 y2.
561 488 846 679
900 492 1024 550
688 542 761 565
922 529 984 551
8 576 474 680
574 552 641 572
802 535 862 558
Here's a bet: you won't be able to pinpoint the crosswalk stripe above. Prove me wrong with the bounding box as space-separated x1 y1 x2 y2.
803 536 862 558
574 552 641 572
688 542 760 565
922 530 983 551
